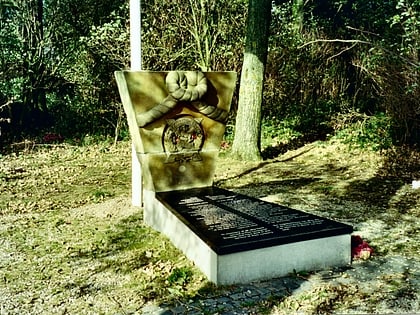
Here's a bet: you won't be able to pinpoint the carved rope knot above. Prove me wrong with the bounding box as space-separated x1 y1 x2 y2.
166 71 207 102
136 71 228 127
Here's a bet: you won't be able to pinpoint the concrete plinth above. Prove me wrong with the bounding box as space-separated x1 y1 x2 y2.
143 187 353 285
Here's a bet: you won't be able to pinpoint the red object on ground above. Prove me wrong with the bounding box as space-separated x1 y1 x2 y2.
351 235 374 260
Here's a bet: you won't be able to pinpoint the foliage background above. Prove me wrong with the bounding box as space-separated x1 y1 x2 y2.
0 0 419 151
0 1 419 312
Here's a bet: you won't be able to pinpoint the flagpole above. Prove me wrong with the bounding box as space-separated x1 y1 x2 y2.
130 0 142 70
130 0 142 206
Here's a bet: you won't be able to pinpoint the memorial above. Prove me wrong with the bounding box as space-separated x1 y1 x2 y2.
157 187 352 255
115 70 353 285
148 186 352 284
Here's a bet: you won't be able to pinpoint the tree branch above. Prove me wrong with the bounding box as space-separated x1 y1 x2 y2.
346 25 379 37
327 42 358 61
299 38 420 68
298 39 371 49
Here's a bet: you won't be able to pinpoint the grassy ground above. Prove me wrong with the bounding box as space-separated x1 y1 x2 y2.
0 139 419 314
0 142 212 314
216 141 419 314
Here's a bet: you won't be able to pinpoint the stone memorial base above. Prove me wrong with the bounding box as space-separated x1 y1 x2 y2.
143 187 353 285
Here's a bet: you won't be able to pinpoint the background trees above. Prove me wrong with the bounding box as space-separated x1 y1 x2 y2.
0 0 418 155
0 0 128 143
264 0 419 151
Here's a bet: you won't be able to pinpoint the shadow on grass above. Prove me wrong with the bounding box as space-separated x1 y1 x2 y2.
66 206 311 312
65 144 418 312
218 178 322 200
343 176 409 208
70 214 159 271
216 144 316 187
218 153 416 223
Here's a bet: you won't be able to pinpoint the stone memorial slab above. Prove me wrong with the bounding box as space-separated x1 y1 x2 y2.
144 187 353 284
156 186 353 255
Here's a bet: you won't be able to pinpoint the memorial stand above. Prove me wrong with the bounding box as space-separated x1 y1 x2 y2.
115 70 353 285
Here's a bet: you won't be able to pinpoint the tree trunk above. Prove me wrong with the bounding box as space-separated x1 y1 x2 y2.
231 0 271 161
20 0 48 131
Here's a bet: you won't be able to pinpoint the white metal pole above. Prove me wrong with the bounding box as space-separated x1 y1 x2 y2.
130 0 142 206
130 0 142 70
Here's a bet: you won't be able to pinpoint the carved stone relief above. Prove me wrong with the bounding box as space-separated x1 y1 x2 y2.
115 70 236 192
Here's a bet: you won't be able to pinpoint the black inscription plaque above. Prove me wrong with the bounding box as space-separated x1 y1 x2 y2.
157 187 353 255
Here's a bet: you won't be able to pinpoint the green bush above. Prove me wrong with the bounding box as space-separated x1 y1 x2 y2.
261 116 302 148
332 112 393 151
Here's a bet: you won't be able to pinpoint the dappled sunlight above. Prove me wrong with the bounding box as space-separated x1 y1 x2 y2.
0 140 418 314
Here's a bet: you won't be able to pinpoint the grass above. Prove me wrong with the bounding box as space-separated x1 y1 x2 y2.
0 142 130 214
1 139 419 314
0 142 207 314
